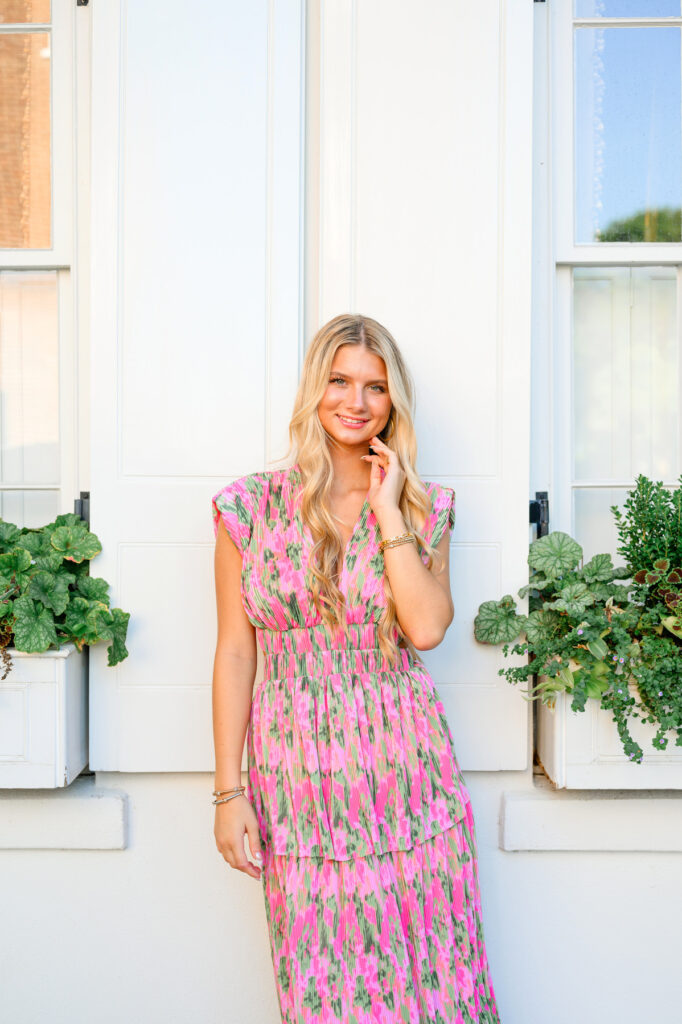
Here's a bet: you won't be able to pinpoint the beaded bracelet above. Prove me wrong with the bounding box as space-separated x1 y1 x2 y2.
379 531 417 552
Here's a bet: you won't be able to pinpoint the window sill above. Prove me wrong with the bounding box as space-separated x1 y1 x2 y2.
500 774 682 851
0 775 127 850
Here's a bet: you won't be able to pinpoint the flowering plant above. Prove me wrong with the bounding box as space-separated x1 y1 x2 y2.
473 474 682 763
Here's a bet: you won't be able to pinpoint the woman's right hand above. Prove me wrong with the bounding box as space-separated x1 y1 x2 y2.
214 795 264 880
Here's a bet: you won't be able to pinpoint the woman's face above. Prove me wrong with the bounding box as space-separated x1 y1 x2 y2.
317 344 393 450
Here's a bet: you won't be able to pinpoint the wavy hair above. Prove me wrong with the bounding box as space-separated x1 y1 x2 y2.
277 313 442 667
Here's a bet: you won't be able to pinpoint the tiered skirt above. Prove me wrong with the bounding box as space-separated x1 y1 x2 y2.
247 624 502 1023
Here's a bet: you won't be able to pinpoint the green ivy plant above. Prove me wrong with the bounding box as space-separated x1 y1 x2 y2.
474 474 682 764
0 512 130 680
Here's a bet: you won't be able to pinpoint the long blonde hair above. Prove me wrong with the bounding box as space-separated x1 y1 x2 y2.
279 313 441 667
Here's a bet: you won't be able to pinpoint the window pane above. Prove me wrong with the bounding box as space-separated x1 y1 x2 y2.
0 271 59 496
573 266 678 481
575 27 681 242
575 1 682 15
0 31 51 248
0 1 50 22
0 488 59 528
573 487 632 563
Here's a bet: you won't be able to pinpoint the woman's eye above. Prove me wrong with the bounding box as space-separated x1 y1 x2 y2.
328 377 385 393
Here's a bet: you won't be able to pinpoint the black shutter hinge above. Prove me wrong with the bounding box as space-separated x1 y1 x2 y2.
74 491 90 528
529 491 549 537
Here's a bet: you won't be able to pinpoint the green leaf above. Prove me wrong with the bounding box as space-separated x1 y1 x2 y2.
0 547 33 577
91 606 130 666
524 609 563 644
33 551 68 573
584 678 605 699
557 665 575 691
528 531 583 578
76 575 111 605
518 575 553 598
0 521 24 549
26 570 72 616
12 594 58 653
587 637 608 660
546 582 595 616
50 525 102 564
474 596 523 644
53 512 90 530
661 614 682 639
582 552 615 583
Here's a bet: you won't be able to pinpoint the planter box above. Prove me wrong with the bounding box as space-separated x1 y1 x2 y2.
0 643 88 788
537 675 682 789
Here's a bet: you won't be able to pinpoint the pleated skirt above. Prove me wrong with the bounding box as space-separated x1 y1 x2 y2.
259 794 502 1024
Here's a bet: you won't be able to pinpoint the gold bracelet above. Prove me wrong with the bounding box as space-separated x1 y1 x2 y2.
379 532 416 552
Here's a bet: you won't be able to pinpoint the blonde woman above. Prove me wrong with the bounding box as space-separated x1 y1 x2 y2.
211 314 501 1023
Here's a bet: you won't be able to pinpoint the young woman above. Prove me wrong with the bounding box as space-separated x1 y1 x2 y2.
211 313 502 1023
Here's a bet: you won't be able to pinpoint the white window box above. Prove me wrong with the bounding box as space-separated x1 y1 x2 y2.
0 643 87 789
537 677 682 789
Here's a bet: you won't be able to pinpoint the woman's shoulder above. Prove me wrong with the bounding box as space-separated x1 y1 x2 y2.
212 468 288 546
418 479 456 546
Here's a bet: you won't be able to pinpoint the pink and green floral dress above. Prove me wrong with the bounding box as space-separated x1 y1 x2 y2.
212 463 501 1024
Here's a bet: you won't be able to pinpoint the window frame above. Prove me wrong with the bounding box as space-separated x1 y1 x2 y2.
529 0 682 788
552 0 682 263
0 2 74 265
0 0 90 521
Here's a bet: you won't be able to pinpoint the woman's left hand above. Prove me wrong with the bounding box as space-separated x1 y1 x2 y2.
362 435 405 518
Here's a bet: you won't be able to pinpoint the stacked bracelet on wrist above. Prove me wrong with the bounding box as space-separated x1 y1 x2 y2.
212 785 246 806
379 531 416 552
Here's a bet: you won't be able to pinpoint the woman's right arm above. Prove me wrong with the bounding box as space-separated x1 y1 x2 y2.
212 516 263 880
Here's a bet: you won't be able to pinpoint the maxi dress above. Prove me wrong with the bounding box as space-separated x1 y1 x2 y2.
212 463 501 1024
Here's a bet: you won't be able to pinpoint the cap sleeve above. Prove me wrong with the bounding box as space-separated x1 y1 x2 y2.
424 482 456 549
211 476 255 552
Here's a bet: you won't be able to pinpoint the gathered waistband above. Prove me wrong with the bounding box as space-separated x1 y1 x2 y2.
257 622 417 679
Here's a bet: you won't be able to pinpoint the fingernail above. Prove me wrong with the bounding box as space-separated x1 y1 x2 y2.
255 852 263 862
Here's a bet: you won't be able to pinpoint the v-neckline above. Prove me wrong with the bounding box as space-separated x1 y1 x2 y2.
291 463 370 565
338 496 370 564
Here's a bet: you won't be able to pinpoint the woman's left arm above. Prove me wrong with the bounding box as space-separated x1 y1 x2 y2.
376 503 454 650
364 433 454 651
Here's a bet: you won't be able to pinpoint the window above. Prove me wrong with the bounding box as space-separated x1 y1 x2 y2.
0 0 83 525
530 0 682 787
0 1 91 793
550 0 682 557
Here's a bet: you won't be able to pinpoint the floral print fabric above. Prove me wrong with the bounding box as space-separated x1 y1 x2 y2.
212 464 501 1023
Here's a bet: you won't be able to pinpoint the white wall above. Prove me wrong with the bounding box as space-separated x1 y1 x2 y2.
2 771 682 1024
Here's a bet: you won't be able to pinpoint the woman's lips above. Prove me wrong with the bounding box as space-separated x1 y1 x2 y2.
337 415 369 429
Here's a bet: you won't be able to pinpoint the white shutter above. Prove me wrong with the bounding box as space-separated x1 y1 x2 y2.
89 0 305 769
315 0 533 769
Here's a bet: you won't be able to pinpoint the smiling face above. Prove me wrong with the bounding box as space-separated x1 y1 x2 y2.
317 343 393 450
